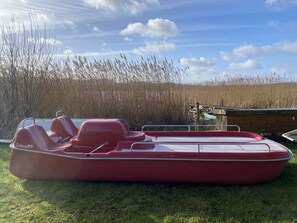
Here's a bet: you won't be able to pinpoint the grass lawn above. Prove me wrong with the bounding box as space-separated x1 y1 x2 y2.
0 143 297 223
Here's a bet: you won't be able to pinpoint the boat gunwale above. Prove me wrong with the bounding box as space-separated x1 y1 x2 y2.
10 146 294 162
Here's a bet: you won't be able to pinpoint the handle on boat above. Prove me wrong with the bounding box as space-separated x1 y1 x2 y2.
60 136 71 143
22 117 35 128
130 141 271 153
85 141 109 157
55 110 63 118
141 124 241 132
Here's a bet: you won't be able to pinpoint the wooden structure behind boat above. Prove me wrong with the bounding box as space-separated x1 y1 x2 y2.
211 108 297 135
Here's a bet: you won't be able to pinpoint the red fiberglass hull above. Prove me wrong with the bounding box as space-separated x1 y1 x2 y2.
9 118 293 184
9 144 291 184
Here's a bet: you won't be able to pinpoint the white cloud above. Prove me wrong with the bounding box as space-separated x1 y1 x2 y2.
35 13 50 24
180 57 217 79
63 48 73 54
265 0 279 6
270 61 297 74
126 0 159 15
63 20 77 31
220 51 233 61
83 0 159 15
83 0 121 10
277 40 297 53
124 37 133 42
132 41 175 55
267 20 281 29
56 49 132 58
121 18 178 38
265 0 297 9
267 20 297 31
28 37 62 46
93 26 100 32
228 59 262 71
221 44 275 61
221 40 297 61
180 57 215 68
233 45 275 57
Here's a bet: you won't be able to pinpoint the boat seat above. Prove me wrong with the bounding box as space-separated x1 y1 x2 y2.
117 119 145 140
14 125 60 150
118 119 130 132
50 116 78 140
71 119 145 147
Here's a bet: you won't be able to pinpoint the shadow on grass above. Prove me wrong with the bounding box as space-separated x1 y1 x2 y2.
21 160 297 223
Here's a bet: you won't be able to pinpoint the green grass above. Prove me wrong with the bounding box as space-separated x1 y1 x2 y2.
1 143 297 223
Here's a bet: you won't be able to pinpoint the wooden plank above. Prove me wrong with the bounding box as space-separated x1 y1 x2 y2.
227 113 297 133
226 108 297 116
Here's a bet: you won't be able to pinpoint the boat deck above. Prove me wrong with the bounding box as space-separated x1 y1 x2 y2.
120 136 286 153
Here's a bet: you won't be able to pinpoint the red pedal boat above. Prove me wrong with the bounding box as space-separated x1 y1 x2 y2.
9 116 293 184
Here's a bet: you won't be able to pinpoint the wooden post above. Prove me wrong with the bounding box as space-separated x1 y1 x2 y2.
220 98 224 107
196 102 200 131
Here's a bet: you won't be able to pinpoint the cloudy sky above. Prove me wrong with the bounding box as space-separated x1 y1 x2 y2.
1 0 297 82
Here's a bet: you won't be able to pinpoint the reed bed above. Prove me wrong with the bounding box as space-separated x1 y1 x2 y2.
1 18 297 138
46 55 189 129
0 54 191 137
185 74 297 109
1 50 297 138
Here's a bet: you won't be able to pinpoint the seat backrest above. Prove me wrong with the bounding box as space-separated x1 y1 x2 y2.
117 119 145 140
13 125 58 150
73 119 127 147
117 119 130 132
50 116 78 139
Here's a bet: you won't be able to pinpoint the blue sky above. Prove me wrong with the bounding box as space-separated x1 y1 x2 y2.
1 0 297 82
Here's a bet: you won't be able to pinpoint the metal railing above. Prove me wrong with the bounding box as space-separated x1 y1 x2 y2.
55 110 63 118
130 141 271 153
22 117 36 128
141 124 240 132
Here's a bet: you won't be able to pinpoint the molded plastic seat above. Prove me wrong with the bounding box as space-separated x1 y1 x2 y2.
117 119 145 140
50 116 78 139
71 119 145 147
13 125 59 150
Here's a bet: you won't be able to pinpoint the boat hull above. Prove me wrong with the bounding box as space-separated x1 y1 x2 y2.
9 118 293 184
9 148 290 184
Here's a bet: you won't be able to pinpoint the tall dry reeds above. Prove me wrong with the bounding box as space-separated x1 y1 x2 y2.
47 55 190 129
1 17 297 138
0 17 55 137
0 16 190 138
184 73 297 108
0 52 190 136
